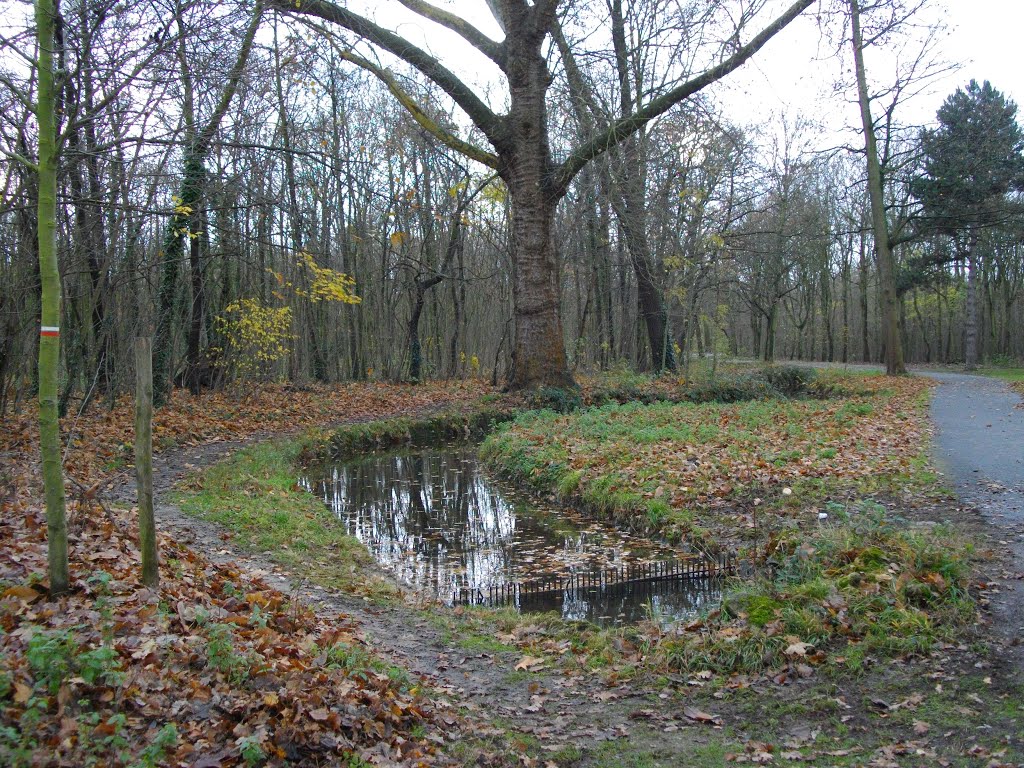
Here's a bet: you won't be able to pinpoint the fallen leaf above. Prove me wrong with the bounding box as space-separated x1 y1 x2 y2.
785 641 813 657
515 655 546 671
683 706 723 725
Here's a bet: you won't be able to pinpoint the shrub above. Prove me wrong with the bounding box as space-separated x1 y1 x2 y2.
760 364 816 396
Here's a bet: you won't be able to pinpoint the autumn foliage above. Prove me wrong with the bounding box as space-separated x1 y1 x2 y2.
0 381 492 766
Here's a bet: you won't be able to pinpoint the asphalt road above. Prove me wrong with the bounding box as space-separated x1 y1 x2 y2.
927 372 1024 522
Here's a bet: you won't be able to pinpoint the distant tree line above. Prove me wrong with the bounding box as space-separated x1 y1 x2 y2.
2 0 1023 421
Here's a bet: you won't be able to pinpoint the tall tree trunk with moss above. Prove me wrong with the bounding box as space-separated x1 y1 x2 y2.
36 0 69 595
849 0 905 375
154 1 264 402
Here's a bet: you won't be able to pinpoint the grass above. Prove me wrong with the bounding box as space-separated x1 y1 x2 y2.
174 438 399 600
980 365 1024 395
481 372 935 551
652 502 976 676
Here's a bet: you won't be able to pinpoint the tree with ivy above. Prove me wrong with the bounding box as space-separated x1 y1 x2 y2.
912 80 1024 368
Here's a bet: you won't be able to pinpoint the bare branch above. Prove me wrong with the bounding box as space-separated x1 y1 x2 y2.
271 0 505 146
394 0 505 66
554 0 814 194
331 46 499 169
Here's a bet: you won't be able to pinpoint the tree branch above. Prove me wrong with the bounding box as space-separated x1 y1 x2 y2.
271 0 505 146
394 0 505 66
553 0 814 194
334 48 499 169
195 0 265 154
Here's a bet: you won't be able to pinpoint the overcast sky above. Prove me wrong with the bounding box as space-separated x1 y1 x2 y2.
711 0 1024 143
368 1 1024 151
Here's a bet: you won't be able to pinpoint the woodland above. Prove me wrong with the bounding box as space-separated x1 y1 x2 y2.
2 0 1024 767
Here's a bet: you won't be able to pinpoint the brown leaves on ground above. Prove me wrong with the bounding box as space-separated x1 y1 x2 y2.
0 501 456 766
490 373 935 550
0 381 498 767
2 380 491 494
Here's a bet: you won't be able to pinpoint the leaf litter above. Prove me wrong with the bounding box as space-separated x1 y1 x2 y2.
0 382 497 766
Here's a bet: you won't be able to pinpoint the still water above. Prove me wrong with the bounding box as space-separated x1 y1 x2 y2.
307 447 721 625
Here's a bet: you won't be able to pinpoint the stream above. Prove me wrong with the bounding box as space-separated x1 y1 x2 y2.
306 446 722 626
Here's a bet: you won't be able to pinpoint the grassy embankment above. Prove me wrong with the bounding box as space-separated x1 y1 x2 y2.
482 370 939 552
174 406 514 600
472 371 979 676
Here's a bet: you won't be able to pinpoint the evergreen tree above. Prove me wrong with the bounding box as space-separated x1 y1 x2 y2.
913 80 1024 367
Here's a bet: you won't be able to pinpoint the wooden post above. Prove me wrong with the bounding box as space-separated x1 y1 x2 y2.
135 337 158 588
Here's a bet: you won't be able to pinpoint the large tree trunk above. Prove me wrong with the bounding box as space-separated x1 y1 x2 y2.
502 17 574 391
506 183 573 389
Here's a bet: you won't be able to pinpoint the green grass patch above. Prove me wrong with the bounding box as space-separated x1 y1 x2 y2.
481 373 936 550
980 365 1024 382
654 503 975 675
175 438 397 600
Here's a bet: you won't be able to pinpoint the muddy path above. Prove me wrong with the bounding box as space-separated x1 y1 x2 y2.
106 413 666 760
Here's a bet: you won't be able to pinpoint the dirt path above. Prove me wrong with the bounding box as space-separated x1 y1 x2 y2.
926 372 1024 667
108 418 662 762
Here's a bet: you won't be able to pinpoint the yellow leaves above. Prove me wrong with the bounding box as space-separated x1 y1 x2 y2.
265 254 361 306
481 179 507 205
294 252 361 305
215 299 294 377
389 231 408 248
171 195 193 217
705 232 726 249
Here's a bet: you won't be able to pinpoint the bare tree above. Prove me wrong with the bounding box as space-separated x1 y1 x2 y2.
268 0 815 389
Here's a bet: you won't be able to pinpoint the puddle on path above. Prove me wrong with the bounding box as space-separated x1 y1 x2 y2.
306 447 721 625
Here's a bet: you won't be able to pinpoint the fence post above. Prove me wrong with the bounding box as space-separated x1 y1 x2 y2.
135 337 158 588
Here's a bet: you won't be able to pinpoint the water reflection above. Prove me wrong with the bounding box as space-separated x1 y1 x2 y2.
309 447 721 625
522 576 722 626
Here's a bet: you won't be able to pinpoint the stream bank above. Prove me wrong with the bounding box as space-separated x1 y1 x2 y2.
147 393 1023 766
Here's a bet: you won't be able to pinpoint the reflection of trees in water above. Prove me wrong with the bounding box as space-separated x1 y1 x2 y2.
529 578 723 626
319 449 520 596
312 449 712 623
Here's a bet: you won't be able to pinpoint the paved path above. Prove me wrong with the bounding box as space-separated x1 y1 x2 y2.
925 372 1024 660
929 372 1024 517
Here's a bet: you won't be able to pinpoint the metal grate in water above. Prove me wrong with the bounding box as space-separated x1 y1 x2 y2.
453 551 736 609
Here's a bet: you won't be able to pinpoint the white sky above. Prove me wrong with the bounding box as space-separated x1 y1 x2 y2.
711 0 1024 144
358 0 1024 153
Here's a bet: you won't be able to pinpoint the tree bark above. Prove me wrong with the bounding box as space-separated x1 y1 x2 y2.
850 0 905 375
36 0 69 596
502 16 574 390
